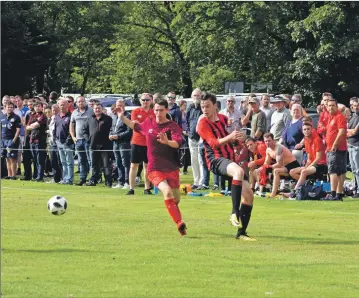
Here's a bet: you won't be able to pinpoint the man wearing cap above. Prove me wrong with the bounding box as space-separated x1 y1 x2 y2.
242 96 266 141
270 95 292 141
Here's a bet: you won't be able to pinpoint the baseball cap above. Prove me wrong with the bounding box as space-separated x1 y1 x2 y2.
270 95 286 103
248 97 260 104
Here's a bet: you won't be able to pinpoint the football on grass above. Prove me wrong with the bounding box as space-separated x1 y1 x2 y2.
47 195 68 215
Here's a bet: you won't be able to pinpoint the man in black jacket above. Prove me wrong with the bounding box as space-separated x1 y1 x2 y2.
110 99 132 189
83 103 113 187
22 99 37 180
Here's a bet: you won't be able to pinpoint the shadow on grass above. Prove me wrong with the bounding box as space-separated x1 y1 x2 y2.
184 236 203 239
265 235 359 245
2 248 91 253
208 232 237 239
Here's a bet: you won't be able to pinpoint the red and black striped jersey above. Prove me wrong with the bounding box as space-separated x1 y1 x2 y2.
197 114 235 168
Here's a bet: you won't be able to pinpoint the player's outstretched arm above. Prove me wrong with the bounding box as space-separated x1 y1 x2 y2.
116 107 135 129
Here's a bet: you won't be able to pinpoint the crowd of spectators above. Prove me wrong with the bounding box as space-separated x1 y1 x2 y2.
1 90 359 200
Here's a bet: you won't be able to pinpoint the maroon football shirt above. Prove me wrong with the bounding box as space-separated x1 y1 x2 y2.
134 118 183 172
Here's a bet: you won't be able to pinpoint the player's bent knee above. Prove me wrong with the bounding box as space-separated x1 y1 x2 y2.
163 190 174 200
227 163 244 181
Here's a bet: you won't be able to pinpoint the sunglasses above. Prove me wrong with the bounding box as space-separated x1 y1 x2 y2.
141 99 151 102
168 96 176 99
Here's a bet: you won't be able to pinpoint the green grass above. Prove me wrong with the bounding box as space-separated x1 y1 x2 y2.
2 175 359 298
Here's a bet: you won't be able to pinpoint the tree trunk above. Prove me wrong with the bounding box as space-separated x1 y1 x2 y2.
172 42 193 97
35 72 45 95
81 70 90 96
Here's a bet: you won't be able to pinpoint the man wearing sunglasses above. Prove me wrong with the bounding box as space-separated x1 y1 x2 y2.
126 93 155 195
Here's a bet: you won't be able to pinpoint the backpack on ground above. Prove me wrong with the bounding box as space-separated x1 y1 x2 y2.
296 180 327 201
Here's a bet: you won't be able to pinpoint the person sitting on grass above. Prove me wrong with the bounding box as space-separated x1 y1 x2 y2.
261 132 300 197
289 122 327 198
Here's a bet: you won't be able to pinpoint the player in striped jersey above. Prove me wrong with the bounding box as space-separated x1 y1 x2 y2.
197 92 256 241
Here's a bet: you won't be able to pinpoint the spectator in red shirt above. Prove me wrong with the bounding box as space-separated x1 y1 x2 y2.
289 123 327 197
117 99 187 236
126 93 155 195
197 92 255 241
323 98 348 201
317 92 332 137
65 96 75 113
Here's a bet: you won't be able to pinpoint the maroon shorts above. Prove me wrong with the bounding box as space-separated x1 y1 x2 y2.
148 170 180 189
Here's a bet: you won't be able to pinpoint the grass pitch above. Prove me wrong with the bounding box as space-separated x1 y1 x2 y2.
2 176 359 297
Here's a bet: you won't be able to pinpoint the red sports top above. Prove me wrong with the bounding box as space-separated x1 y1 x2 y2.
134 118 183 172
317 109 329 135
131 107 155 146
304 131 326 165
197 114 235 169
326 111 347 151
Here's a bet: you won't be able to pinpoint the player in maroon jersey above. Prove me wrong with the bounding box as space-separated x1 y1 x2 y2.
197 92 256 241
116 99 187 236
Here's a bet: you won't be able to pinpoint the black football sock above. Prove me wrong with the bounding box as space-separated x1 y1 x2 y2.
220 176 226 191
337 193 344 200
331 191 337 197
228 177 232 189
237 203 253 235
231 180 242 217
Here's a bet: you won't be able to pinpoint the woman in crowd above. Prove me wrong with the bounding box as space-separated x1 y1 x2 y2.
281 103 305 165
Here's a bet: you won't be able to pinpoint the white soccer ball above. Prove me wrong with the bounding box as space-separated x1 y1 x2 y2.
47 195 68 216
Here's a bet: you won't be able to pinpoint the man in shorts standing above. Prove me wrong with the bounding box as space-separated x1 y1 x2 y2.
289 123 327 197
126 93 155 195
1 102 21 179
117 99 186 236
197 92 256 241
323 98 348 201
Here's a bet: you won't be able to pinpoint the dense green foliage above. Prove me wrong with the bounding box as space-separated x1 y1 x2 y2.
2 1 359 103
2 179 359 297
